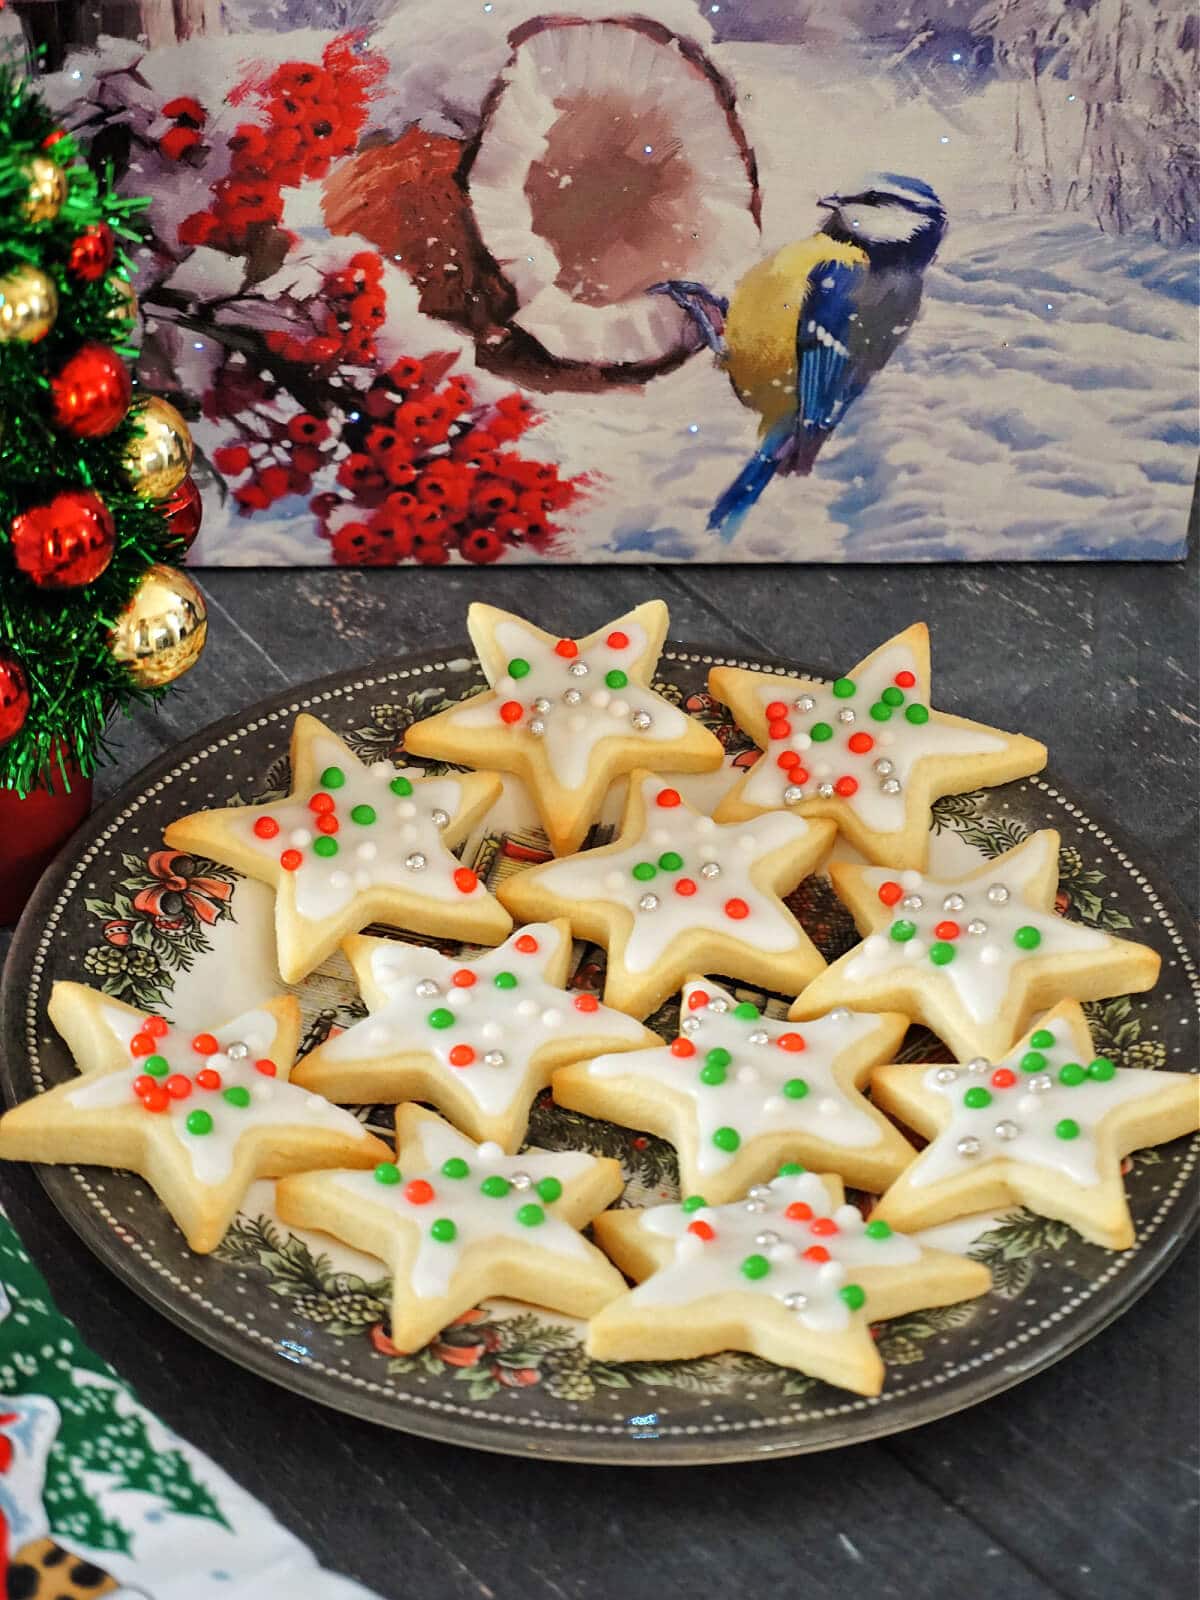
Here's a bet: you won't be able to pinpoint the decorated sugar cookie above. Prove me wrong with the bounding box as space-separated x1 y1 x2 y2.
791 830 1160 1063
498 772 835 1018
164 713 511 983
587 1169 990 1395
292 920 658 1151
870 1001 1200 1249
0 983 390 1253
276 1105 626 1352
710 624 1046 869
554 980 914 1203
403 601 723 855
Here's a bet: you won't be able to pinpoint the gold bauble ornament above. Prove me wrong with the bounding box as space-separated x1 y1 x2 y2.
105 273 138 326
122 396 193 500
24 155 67 223
108 563 207 688
0 264 57 343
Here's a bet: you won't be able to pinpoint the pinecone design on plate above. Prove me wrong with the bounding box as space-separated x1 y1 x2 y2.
543 1346 596 1402
288 1293 336 1325
1122 1038 1166 1072
327 1291 388 1331
82 945 157 980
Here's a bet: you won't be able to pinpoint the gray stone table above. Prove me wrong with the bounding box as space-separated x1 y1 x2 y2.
1 548 1197 1599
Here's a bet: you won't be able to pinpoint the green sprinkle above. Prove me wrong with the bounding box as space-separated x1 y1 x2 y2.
632 861 656 881
777 1161 805 1176
320 765 346 789
658 851 683 872
1088 1056 1116 1081
699 1062 727 1086
350 804 376 825
706 1047 732 1070
390 775 413 797
144 1054 169 1078
905 703 930 725
733 1001 760 1021
507 657 531 679
441 1157 470 1179
681 1194 707 1212
427 1007 455 1029
869 702 893 722
430 1218 457 1243
1013 925 1042 950
1020 1051 1048 1074
185 1109 213 1136
1055 1118 1080 1141
493 972 517 990
740 1253 770 1280
832 677 856 698
839 1283 866 1311
605 669 628 690
480 1175 510 1198
890 919 917 943
783 1078 809 1099
963 1086 992 1110
881 686 904 707
810 721 834 742
516 1202 545 1227
313 836 338 858
223 1086 251 1108
1030 1029 1056 1050
1058 1063 1086 1086
374 1162 401 1185
536 1176 563 1203
929 941 956 966
864 1219 892 1239
713 1126 741 1152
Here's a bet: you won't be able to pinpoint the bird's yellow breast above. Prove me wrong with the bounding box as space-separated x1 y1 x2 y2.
724 236 868 432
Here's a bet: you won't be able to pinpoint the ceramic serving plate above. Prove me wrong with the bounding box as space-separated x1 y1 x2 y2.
2 643 1197 1463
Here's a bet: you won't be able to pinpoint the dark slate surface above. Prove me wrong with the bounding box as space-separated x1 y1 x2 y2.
2 553 1197 1599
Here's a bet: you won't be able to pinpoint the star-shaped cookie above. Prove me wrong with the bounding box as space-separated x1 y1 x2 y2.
710 624 1046 869
791 830 1160 1062
164 713 511 983
403 601 723 856
554 979 914 1202
276 1105 626 1352
587 1168 990 1395
0 982 390 1253
870 1000 1200 1248
498 772 835 1017
292 920 658 1151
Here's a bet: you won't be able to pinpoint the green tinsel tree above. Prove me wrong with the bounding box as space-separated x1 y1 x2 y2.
0 59 197 796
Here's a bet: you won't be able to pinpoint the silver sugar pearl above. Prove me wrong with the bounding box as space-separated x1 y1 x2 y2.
743 1199 767 1214
533 697 551 714
404 851 427 871
956 1136 983 1158
747 1184 773 1200
568 660 589 677
942 893 965 913
680 1015 701 1034
483 1050 506 1068
873 757 894 777
700 861 722 879
817 782 835 799
638 893 659 912
1028 1073 1053 1093
794 695 815 713
881 777 902 795
836 707 856 724
225 1041 249 1061
709 997 730 1014
631 709 653 731
754 1230 781 1249
430 808 450 829
415 979 441 999
563 688 582 706
986 883 1010 905
783 1291 809 1312
967 1057 990 1074
994 1120 1020 1141
934 1067 959 1085
509 1172 533 1191
748 1030 769 1046
901 893 923 912
783 784 806 804
828 1007 851 1022
967 918 988 936
528 719 546 738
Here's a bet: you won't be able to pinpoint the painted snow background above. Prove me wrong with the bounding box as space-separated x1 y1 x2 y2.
40 0 1198 563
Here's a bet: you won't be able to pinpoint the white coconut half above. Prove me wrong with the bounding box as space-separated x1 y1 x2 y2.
467 17 760 369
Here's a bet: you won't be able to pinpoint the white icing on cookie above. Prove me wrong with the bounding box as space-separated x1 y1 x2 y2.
447 616 690 789
632 1171 919 1332
238 733 482 922
588 981 884 1175
533 777 813 974
321 1119 597 1299
740 638 1007 830
909 1021 1169 1188
321 923 646 1118
68 1005 370 1186
842 832 1110 1023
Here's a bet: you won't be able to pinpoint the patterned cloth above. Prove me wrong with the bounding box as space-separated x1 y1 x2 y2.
0 1209 379 1598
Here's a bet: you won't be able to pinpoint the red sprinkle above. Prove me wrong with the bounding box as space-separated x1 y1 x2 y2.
606 630 629 649
991 1067 1017 1089
803 1245 831 1264
165 1074 192 1100
785 1201 813 1222
810 1216 839 1236
144 1016 169 1037
554 639 578 659
790 767 810 785
255 1059 277 1077
451 968 477 987
405 1178 434 1205
777 750 801 772
670 1037 696 1058
309 792 335 815
834 776 858 797
132 1074 156 1098
499 701 524 724
767 718 792 741
254 816 280 839
280 849 302 871
687 990 710 1010
878 880 903 906
448 1045 475 1067
573 993 599 1013
687 1219 715 1241
675 878 697 897
453 867 479 894
777 1032 806 1053
515 934 539 954
847 732 874 755
894 670 916 688
129 1032 156 1058
316 813 339 835
935 920 961 941
196 1068 222 1091
765 700 789 721
192 1033 220 1056
141 1085 170 1114
724 898 749 920
656 788 681 808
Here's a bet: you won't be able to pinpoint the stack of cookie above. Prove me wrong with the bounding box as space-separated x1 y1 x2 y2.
3 602 1195 1399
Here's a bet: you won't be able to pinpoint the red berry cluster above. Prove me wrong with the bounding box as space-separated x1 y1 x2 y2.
177 35 384 252
264 250 385 369
159 96 206 163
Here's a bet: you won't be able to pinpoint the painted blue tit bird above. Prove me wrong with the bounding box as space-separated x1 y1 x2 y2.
649 174 947 540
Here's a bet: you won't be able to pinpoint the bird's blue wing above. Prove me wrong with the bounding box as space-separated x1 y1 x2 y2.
795 260 867 432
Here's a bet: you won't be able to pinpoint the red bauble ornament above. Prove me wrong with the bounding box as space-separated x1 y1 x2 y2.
160 474 203 550
50 343 132 438
0 656 31 745
10 490 116 588
67 222 116 282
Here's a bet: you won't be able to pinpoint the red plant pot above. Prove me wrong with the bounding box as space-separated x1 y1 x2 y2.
0 759 94 926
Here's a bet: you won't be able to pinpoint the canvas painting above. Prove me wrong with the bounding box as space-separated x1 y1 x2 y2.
17 0 1197 565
